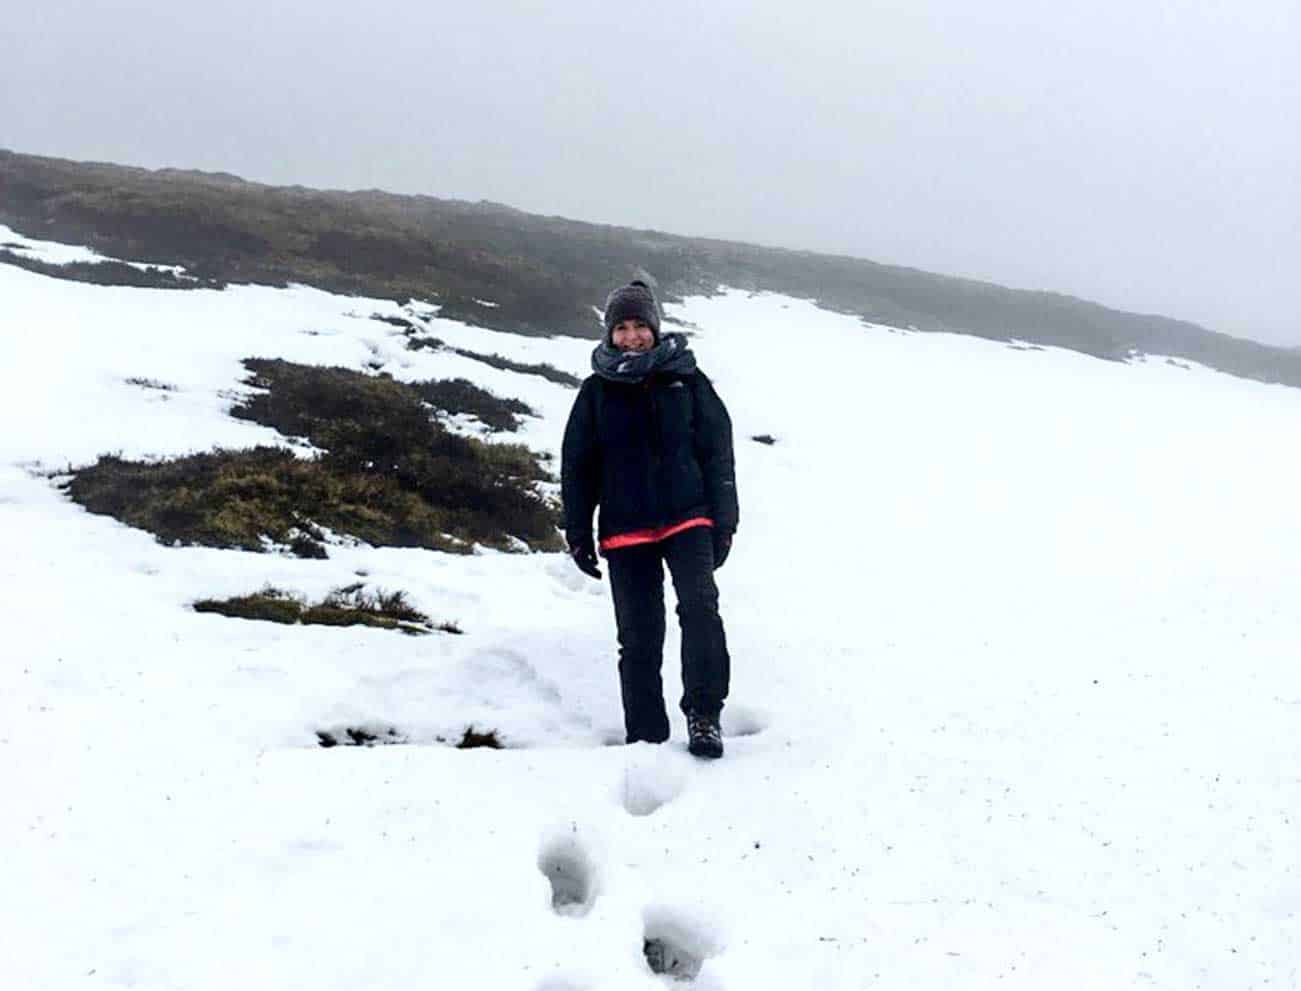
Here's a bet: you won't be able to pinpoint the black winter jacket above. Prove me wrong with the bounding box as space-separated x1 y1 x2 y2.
561 370 738 543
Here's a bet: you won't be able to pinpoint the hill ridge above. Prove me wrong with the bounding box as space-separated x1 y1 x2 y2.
2 147 1298 389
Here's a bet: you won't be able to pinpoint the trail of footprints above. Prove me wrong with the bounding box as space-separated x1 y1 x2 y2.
537 789 716 985
534 709 770 988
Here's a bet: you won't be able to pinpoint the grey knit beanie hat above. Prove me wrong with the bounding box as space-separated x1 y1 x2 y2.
603 280 661 343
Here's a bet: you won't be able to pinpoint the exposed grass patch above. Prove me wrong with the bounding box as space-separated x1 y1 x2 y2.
193 582 447 635
405 332 443 353
232 359 557 539
301 582 433 633
125 376 178 391
314 723 503 748
413 377 534 432
370 313 416 330
67 446 411 556
194 586 303 624
316 725 405 748
65 359 562 555
456 727 504 749
449 348 582 388
233 358 431 451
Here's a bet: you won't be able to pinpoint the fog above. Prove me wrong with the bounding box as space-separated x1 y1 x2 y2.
3 0 1298 345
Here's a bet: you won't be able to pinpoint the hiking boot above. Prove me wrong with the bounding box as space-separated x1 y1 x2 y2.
686 711 724 759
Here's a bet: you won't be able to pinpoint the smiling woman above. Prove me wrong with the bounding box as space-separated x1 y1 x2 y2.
562 279 739 759
611 317 655 353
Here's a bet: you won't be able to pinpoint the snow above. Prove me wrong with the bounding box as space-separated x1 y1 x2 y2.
2 236 1299 990
0 223 195 278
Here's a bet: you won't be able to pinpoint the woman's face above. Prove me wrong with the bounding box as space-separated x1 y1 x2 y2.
611 318 655 353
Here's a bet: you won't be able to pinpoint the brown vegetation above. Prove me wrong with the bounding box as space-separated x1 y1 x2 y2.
193 583 453 636
65 359 562 556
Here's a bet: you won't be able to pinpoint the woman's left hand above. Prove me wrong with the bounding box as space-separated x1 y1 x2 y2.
712 530 733 570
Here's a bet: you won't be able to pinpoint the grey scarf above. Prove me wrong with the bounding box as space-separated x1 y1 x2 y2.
591 332 698 383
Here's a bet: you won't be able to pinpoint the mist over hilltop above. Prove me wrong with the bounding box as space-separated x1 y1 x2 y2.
3 0 1295 347
3 148 1300 392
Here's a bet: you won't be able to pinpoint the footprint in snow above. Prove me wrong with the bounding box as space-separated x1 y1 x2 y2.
620 746 688 817
643 905 724 983
538 828 601 918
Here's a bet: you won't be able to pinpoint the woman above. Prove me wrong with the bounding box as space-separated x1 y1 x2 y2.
561 279 738 758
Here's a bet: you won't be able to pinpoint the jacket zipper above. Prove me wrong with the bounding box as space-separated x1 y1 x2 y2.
646 380 663 525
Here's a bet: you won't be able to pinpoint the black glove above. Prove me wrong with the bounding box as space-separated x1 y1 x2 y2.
712 529 733 570
568 534 602 580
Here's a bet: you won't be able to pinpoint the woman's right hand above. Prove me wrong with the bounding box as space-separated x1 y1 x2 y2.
568 535 602 580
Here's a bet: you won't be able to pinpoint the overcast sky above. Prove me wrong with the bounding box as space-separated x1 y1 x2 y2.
4 0 1298 345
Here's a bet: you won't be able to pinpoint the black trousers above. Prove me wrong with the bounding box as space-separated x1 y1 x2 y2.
605 526 731 743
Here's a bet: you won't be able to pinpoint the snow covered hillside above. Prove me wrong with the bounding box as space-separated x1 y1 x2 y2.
2 224 1298 990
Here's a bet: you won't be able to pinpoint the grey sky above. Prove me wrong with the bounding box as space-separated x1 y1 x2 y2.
4 0 1298 345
